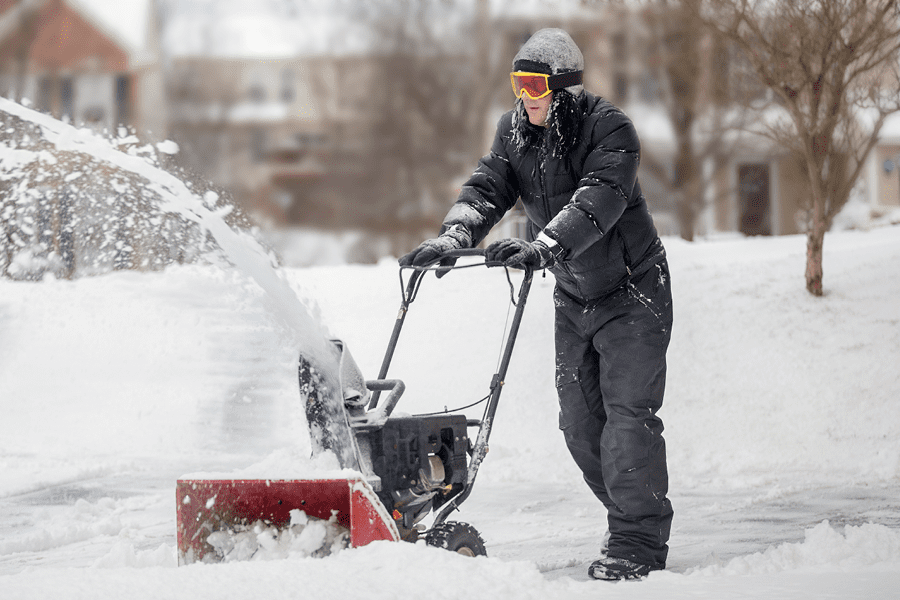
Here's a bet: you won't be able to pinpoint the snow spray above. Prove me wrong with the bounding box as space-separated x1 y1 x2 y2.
0 97 340 387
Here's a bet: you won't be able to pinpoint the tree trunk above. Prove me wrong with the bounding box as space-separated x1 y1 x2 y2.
676 190 696 241
675 136 697 241
805 203 826 296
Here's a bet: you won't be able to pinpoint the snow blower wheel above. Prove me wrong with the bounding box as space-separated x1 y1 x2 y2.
426 521 487 557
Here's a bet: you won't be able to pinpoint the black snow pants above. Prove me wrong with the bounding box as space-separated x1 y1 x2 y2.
554 259 673 569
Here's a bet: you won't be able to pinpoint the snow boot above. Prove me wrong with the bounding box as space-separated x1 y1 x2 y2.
588 556 657 581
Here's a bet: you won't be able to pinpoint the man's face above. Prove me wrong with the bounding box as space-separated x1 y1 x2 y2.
523 92 553 127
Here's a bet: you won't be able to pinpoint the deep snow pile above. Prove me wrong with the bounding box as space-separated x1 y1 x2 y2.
663 231 900 486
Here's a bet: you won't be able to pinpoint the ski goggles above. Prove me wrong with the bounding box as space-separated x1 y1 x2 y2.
510 70 583 99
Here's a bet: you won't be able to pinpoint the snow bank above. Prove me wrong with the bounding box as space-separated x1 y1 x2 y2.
662 229 900 486
93 542 177 569
692 521 900 576
4 519 899 600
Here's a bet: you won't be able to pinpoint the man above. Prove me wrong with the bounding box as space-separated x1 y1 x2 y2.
399 28 673 581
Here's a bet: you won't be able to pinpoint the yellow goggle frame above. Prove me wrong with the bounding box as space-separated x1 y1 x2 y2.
510 70 584 100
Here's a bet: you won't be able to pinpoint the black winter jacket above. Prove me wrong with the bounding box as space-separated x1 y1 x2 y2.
442 92 665 301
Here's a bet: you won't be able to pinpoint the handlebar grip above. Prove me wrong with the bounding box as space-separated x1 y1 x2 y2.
442 247 508 269
444 248 485 258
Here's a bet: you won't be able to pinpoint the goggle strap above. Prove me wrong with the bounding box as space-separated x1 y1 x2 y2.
547 70 583 90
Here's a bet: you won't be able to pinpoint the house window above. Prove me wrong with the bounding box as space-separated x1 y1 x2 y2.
115 75 130 126
738 163 772 236
612 32 628 63
730 46 769 103
37 76 53 114
60 77 75 119
248 84 266 103
251 128 267 162
614 72 628 103
639 71 660 103
281 68 295 103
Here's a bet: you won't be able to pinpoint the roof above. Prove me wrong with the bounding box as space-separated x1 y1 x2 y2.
878 112 900 145
0 0 153 62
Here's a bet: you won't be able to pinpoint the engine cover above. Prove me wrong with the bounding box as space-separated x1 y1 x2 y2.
364 415 469 496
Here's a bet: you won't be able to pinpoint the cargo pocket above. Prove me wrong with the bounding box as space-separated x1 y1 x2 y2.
556 364 593 431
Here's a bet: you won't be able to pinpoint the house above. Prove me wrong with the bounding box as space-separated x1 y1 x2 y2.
165 55 328 225
0 0 167 279
0 0 166 139
160 6 371 230
866 113 900 219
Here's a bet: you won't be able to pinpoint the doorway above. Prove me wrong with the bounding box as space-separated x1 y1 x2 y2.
738 163 772 236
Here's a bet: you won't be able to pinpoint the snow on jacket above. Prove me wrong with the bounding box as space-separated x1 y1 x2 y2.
442 91 665 301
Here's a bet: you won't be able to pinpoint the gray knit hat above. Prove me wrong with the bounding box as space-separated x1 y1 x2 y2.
513 28 584 97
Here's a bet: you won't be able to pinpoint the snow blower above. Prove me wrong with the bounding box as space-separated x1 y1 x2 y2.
176 249 533 563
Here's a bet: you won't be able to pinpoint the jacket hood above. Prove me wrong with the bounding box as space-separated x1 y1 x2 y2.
513 28 584 96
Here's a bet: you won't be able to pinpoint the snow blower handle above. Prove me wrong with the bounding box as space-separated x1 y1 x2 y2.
445 247 487 258
420 247 504 270
430 247 499 279
443 247 505 268
370 248 525 411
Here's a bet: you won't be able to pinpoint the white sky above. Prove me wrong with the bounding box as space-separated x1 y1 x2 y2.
70 0 593 59
71 0 152 53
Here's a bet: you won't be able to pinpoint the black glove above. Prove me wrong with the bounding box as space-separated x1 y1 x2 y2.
398 227 470 277
485 238 556 269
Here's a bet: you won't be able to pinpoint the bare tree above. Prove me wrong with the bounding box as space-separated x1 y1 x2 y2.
640 0 754 241
700 0 900 296
645 0 704 241
320 0 505 254
636 0 733 240
578 0 751 240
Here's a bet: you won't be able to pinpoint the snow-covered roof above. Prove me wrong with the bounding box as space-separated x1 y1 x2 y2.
878 112 900 145
0 0 155 66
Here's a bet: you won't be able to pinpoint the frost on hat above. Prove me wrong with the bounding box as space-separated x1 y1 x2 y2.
513 28 585 96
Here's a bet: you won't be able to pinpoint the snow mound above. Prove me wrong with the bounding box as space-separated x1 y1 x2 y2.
93 543 178 569
692 521 900 576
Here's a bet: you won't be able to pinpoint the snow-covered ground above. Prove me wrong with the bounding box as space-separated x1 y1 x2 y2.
2 97 900 598
2 225 899 599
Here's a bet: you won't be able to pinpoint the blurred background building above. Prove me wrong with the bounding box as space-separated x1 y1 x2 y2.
2 0 899 269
